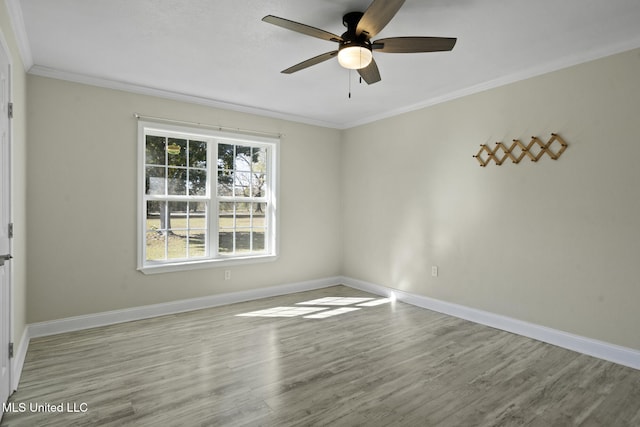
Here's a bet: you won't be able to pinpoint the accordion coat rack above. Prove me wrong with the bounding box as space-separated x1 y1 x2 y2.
473 133 568 167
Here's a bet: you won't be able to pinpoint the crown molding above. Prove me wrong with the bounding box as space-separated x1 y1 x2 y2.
343 38 640 129
4 0 33 70
27 64 340 129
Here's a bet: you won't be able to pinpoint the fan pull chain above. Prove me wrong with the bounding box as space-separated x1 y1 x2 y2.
347 71 366 98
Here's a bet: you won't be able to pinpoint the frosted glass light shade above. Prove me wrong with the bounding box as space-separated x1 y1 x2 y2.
338 46 373 70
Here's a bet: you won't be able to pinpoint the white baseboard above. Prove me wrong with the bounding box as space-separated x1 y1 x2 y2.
340 276 640 371
11 328 29 392
27 276 341 338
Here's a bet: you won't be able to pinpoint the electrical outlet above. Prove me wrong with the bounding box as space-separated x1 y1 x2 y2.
224 270 231 280
431 266 438 277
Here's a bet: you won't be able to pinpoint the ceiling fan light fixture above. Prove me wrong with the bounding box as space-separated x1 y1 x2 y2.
338 45 372 70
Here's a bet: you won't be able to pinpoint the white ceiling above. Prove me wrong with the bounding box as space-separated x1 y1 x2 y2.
10 0 640 128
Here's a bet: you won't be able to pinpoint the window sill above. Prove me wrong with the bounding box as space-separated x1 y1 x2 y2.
138 254 278 275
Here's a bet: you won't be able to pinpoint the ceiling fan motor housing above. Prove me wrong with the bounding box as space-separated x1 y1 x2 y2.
343 12 364 32
341 12 368 41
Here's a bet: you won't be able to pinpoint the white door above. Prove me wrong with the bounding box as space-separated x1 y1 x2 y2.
0 39 11 408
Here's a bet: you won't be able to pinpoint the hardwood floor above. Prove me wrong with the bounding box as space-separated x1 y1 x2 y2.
2 285 640 426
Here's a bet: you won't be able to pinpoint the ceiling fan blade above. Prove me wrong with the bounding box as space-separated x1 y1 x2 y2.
357 58 381 85
373 37 457 53
282 51 338 74
263 15 343 42
356 0 405 38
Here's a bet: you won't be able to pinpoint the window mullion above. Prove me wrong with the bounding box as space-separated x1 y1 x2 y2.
163 201 169 260
232 202 237 254
186 201 191 258
211 141 219 258
249 200 254 252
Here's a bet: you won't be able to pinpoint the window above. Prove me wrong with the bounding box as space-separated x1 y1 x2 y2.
138 121 278 274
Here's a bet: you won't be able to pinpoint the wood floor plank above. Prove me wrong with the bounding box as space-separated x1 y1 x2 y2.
2 285 640 426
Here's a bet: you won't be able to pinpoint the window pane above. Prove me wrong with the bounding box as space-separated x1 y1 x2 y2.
168 202 188 231
167 168 187 195
218 231 233 253
235 228 251 252
146 231 166 261
189 230 206 257
252 228 266 252
168 236 187 259
189 202 207 229
166 202 188 259
217 170 233 196
251 202 266 252
234 172 251 197
146 135 166 165
146 200 167 261
219 202 234 229
146 201 163 231
235 146 253 169
252 173 266 197
253 203 266 227
188 203 207 258
252 147 267 172
189 169 207 196
218 144 235 170
189 140 207 168
146 166 166 195
236 203 251 224
218 202 234 253
167 138 187 166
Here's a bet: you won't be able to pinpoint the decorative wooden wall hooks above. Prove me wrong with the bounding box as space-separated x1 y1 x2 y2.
473 133 568 167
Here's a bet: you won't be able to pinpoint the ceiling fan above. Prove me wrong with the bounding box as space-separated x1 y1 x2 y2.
262 0 457 84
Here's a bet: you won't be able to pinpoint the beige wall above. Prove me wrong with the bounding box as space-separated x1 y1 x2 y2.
0 2 27 360
342 48 640 350
26 76 342 322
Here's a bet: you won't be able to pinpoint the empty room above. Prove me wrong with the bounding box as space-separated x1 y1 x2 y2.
1 0 640 425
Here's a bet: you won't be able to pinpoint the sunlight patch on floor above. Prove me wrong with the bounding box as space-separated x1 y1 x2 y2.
357 298 392 307
235 297 391 319
236 306 328 317
303 307 361 319
296 297 374 306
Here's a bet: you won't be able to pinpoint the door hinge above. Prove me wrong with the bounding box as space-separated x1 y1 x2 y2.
8 223 13 238
8 102 13 119
8 342 13 359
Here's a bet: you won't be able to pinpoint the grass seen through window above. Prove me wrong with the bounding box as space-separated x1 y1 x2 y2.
146 212 265 260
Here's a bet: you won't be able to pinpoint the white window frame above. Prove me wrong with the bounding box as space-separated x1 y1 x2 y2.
137 120 279 274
